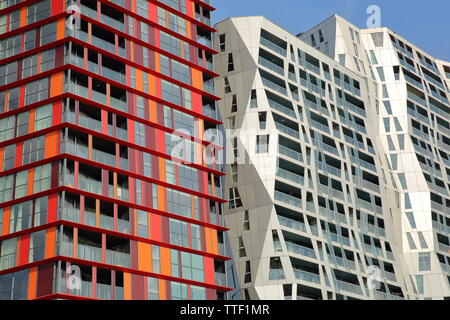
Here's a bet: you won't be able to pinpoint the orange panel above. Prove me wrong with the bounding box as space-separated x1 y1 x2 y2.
2 207 10 236
44 131 59 158
0 147 4 172
124 273 131 300
50 72 63 97
159 247 171 276
191 68 203 91
186 21 191 39
138 242 152 273
44 227 56 258
211 229 218 255
136 69 143 92
204 228 212 254
56 18 65 40
155 53 160 73
19 7 26 28
148 74 156 96
158 279 166 300
27 168 34 195
28 109 35 133
28 267 38 299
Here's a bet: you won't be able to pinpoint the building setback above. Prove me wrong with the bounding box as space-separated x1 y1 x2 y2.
0 0 231 300
215 16 450 300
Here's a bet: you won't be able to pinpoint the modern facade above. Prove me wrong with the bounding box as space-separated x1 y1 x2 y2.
0 0 232 300
215 16 450 300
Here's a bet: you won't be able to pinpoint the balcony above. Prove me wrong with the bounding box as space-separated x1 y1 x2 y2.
260 37 287 57
293 268 321 284
106 249 130 268
276 168 304 186
333 279 363 295
259 56 285 76
278 216 307 233
274 191 301 208
285 242 316 259
275 122 300 139
77 243 102 263
96 283 113 300
278 145 303 162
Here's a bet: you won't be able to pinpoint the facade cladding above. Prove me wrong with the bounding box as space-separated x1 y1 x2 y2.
0 0 232 300
215 16 450 300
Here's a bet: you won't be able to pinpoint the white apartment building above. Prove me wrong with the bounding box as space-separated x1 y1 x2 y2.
214 15 450 300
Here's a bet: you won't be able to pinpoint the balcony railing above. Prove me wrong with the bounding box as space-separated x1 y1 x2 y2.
285 241 316 259
274 191 302 208
293 268 321 284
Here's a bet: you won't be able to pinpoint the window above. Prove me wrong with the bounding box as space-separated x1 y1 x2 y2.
0 237 17 271
181 251 204 282
229 187 242 209
227 116 236 130
29 230 46 263
230 163 238 183
219 34 226 52
238 237 246 257
136 0 148 17
22 136 45 165
40 48 55 72
243 210 250 231
40 22 57 46
33 164 51 193
14 171 28 199
27 0 50 24
171 282 187 300
371 32 384 47
0 116 15 141
418 232 428 249
418 252 431 271
244 261 252 283
191 285 206 300
256 135 269 153
228 53 234 72
0 175 13 203
191 224 201 250
0 34 21 59
415 275 424 294
136 210 148 238
25 78 49 106
24 30 35 51
152 245 160 273
224 77 231 93
0 62 17 86
9 201 32 233
22 54 38 79
231 95 237 113
250 89 257 108
147 277 158 300
135 123 146 147
3 144 15 171
169 219 189 247
33 196 48 227
8 87 19 110
376 67 385 82
34 104 52 131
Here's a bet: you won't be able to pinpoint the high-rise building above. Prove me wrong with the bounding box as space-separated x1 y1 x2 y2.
215 15 450 300
0 0 231 300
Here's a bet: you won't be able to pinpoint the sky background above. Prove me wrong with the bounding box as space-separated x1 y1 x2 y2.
212 0 450 61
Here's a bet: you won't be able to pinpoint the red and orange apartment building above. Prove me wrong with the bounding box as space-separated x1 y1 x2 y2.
0 0 229 300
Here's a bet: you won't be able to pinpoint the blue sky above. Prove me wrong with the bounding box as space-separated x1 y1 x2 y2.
212 0 450 61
